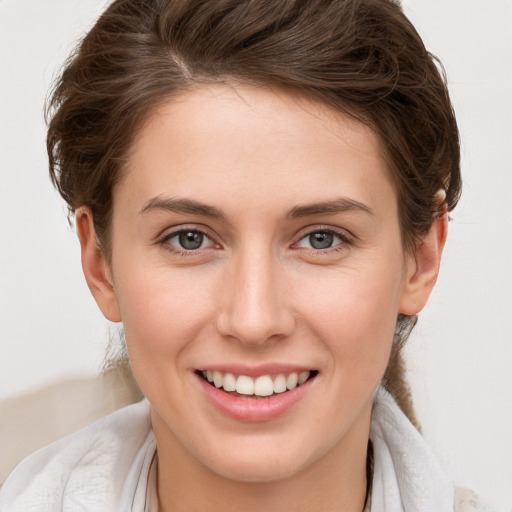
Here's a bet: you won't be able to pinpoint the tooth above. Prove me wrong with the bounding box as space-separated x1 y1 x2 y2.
254 375 274 396
286 372 298 390
206 370 214 382
298 371 310 385
273 374 287 393
223 373 237 392
236 375 254 395
213 371 224 388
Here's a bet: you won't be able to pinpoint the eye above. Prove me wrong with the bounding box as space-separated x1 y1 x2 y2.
296 229 347 250
162 229 216 251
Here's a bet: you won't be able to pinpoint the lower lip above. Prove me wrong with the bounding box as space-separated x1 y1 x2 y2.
196 373 316 422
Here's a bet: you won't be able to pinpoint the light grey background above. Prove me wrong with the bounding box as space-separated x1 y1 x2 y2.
1 0 511 509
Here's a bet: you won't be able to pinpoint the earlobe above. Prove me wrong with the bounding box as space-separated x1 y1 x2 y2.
399 195 448 316
76 208 121 322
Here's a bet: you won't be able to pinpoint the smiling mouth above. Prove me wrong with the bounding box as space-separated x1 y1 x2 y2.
197 369 318 398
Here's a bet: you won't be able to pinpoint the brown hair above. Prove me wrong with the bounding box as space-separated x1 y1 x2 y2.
46 0 461 424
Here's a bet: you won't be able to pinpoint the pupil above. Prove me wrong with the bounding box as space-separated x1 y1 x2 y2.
179 231 203 250
310 231 333 249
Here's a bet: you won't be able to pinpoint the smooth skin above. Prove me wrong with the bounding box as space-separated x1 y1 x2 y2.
77 84 447 512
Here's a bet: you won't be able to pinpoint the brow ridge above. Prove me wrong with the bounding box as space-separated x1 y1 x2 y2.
286 197 374 219
140 195 373 221
139 196 226 220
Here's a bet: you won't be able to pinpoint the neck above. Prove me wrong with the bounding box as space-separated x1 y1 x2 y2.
153 409 371 512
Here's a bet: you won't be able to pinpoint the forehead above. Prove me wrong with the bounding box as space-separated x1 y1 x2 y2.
119 84 396 218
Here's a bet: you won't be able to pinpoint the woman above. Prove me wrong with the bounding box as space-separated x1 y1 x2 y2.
0 0 489 510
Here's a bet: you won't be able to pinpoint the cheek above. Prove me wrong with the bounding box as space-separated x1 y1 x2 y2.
295 261 404 372
113 263 215 354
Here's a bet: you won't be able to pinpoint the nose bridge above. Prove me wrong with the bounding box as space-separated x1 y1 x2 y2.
216 241 294 345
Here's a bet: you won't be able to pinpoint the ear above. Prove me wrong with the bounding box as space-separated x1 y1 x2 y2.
76 207 122 322
399 193 448 316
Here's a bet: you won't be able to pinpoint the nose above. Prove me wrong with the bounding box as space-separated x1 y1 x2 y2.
215 246 295 346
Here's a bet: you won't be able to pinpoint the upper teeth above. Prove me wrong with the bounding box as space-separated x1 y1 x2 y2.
203 370 311 396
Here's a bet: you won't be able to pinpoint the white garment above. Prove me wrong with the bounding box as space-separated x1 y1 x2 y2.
0 399 156 511
0 387 474 512
367 387 453 511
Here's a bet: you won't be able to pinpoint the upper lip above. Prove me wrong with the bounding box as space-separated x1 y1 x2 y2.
196 363 316 378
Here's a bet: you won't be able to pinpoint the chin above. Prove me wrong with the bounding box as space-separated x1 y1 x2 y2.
192 429 335 484
202 450 311 484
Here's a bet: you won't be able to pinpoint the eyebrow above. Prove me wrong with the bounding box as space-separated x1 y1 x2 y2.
286 197 374 219
139 195 374 221
139 196 226 220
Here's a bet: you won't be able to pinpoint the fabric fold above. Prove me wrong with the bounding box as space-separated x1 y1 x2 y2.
369 386 454 512
0 387 458 511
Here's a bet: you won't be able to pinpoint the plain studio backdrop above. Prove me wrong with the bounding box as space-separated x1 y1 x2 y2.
0 0 511 509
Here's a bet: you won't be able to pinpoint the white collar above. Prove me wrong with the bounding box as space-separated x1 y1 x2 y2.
0 389 453 511
368 386 454 512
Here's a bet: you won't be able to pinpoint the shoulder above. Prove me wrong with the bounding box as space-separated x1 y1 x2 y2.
454 487 499 512
0 400 153 512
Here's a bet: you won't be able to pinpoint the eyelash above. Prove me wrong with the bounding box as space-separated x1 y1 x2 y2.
292 227 353 254
158 226 219 257
157 226 353 256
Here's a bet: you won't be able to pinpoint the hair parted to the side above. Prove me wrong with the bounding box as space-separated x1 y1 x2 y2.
46 0 461 426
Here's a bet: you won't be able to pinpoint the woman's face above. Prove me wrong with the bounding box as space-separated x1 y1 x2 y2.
91 85 424 482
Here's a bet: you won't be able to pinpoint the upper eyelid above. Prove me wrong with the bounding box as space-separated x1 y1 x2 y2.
295 231 346 248
156 224 353 249
293 225 353 242
158 227 220 254
159 224 217 242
